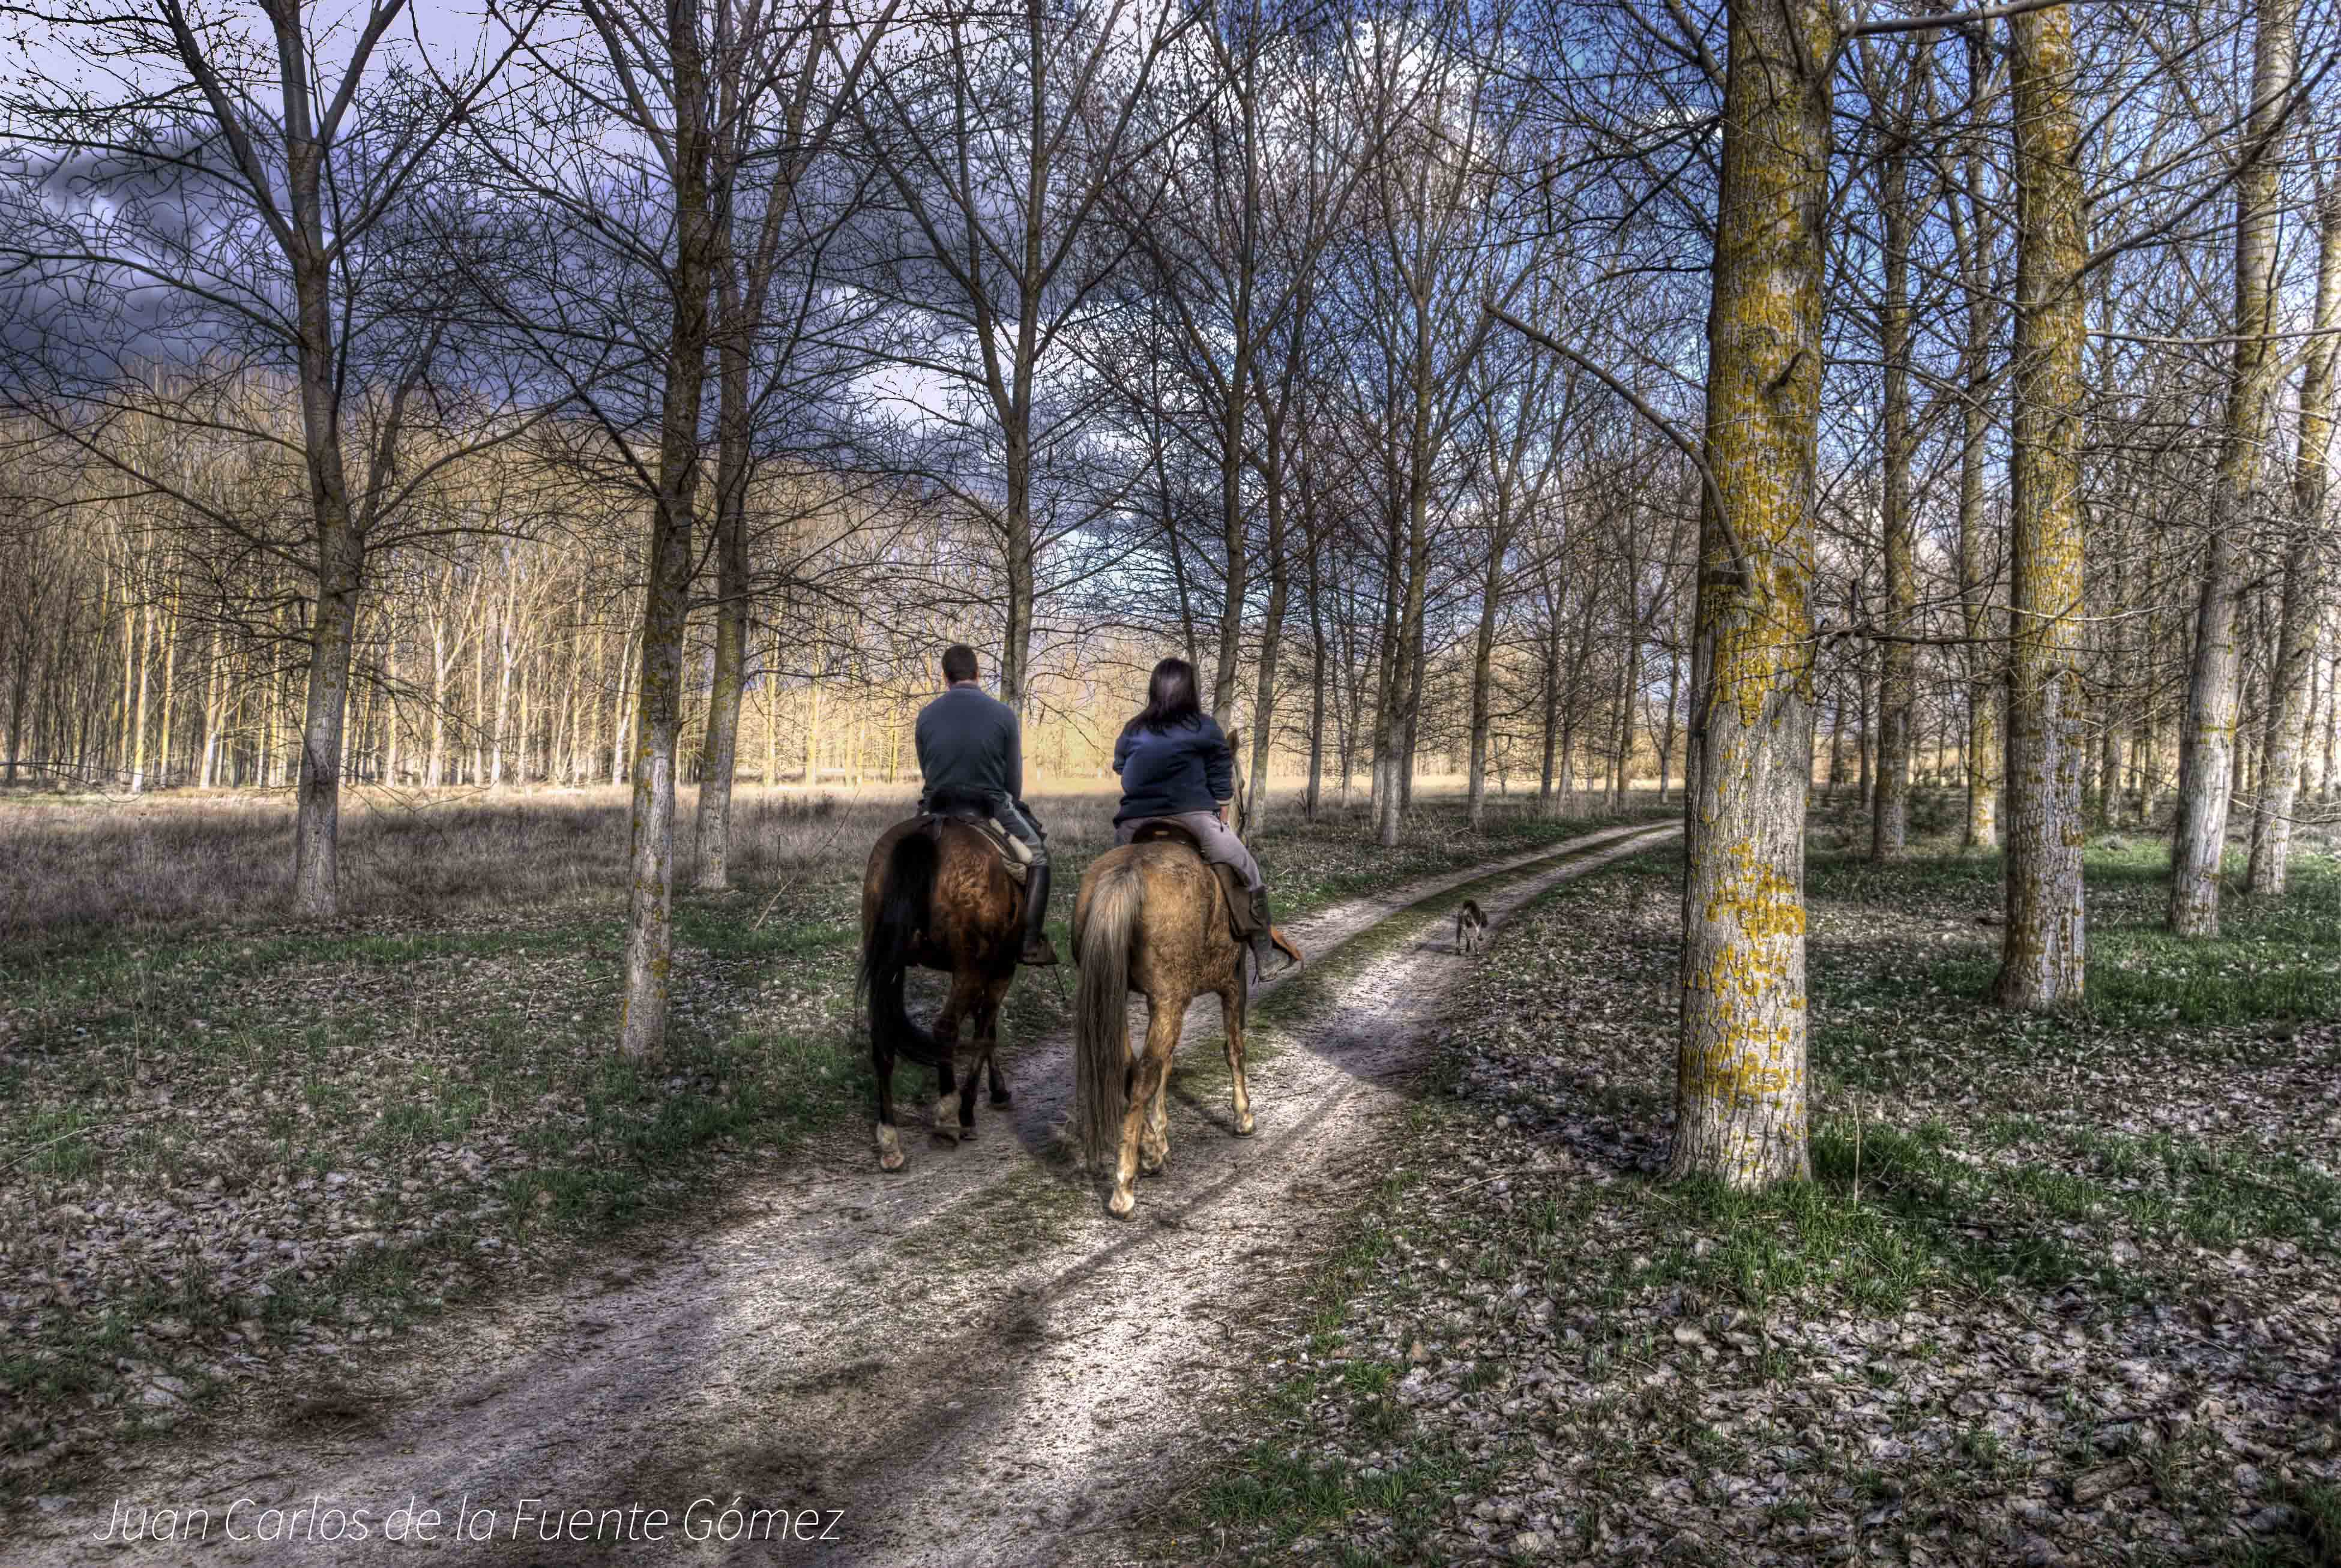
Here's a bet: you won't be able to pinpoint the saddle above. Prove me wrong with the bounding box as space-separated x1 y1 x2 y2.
921 789 1031 885
1128 820 1259 946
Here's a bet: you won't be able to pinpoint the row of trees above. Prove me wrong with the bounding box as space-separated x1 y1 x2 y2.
0 412 1714 803
4 0 2337 1183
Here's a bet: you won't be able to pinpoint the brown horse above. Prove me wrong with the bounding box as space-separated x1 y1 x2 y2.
858 805 1028 1171
1071 835 1301 1218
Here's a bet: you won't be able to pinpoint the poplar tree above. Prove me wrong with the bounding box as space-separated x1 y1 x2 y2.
1666 0 1833 1189
1992 1 2089 1009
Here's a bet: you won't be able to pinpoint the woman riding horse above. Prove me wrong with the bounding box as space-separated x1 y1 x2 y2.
1071 658 1303 1218
1110 658 1294 978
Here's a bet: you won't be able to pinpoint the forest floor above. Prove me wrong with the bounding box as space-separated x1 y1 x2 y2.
1149 809 2341 1567
2 788 2336 1567
0 782 1659 1532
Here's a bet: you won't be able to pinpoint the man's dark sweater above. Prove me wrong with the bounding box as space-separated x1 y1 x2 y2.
1113 715 1234 823
915 683 1025 805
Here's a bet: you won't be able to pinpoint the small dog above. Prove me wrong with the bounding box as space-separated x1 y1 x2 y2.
1454 898 1487 956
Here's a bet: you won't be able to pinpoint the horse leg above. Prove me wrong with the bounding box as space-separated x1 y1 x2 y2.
954 977 1001 1141
986 1053 1012 1108
968 970 1014 1126
1109 996 1183 1219
1139 993 1172 1174
1140 1067 1169 1176
929 968 980 1144
873 1036 905 1173
1220 978 1255 1137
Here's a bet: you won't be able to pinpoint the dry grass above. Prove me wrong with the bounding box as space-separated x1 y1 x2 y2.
0 784 1130 952
0 778 1642 951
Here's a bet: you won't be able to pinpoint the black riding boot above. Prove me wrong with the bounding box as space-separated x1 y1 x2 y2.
1247 888 1296 978
1019 861 1059 966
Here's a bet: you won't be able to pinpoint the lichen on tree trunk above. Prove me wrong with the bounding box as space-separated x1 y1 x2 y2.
1666 0 1831 1191
1993 0 2089 1009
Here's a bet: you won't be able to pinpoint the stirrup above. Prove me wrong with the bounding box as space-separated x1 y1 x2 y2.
1249 930 1297 978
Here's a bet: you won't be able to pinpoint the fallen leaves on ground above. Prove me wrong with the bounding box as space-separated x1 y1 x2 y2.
1158 841 2341 1567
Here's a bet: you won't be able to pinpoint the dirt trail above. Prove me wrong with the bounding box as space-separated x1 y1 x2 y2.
19 823 1676 1566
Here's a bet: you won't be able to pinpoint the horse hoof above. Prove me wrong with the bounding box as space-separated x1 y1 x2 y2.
1106 1189 1136 1220
1234 1114 1256 1137
989 1090 1013 1108
879 1150 906 1172
876 1125 905 1170
932 1127 961 1146
957 1121 978 1143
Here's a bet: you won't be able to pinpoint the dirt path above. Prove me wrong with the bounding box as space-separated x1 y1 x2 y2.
19 823 1675 1566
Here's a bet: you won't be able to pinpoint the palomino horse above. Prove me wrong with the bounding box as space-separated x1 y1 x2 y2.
1072 831 1302 1218
858 800 1029 1171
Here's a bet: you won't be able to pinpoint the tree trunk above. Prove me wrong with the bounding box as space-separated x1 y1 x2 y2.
2170 0 2297 936
1465 498 1512 830
1538 576 1563 814
2135 547 2162 825
618 0 718 1058
1855 649 1875 806
1657 645 1681 803
2246 175 2340 894
128 601 152 793
1826 683 1846 797
490 587 517 788
2096 519 2130 823
1246 404 1291 823
1993 0 2090 1008
1667 0 1831 1190
1872 117 1917 861
1303 467 1327 822
156 588 178 787
693 280 755 891
1951 104 2002 849
2322 643 2339 800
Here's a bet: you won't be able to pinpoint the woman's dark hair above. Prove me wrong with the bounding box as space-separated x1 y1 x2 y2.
1133 656 1202 733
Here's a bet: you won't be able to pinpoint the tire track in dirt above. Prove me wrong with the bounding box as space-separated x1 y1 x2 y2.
16 822 1676 1567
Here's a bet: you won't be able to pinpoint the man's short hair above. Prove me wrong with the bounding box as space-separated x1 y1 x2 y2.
941 644 979 684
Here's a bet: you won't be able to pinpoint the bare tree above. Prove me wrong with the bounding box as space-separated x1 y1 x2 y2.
0 0 540 912
854 0 1193 708
692 2 893 891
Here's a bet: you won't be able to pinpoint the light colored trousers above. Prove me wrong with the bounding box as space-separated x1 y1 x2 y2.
1116 810 1265 896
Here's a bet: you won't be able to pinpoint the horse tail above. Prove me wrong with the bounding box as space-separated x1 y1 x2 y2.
1074 858 1142 1170
860 828 945 1068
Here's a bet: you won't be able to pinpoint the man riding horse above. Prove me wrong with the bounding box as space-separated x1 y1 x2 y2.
914 643 1056 966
